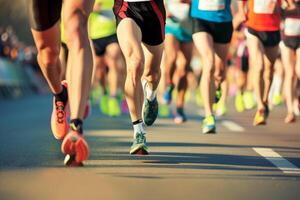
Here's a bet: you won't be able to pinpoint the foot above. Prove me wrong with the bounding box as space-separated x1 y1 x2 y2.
130 133 148 155
253 108 266 126
61 131 89 166
202 115 216 134
163 85 174 104
51 81 68 140
235 92 245 112
142 81 158 126
108 97 121 117
174 107 187 124
243 91 255 110
215 102 227 116
99 94 109 115
284 113 296 124
159 103 170 117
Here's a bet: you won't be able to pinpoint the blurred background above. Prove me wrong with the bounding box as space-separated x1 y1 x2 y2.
0 0 48 99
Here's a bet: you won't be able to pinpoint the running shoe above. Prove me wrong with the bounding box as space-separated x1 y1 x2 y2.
99 94 109 115
243 91 255 110
214 87 222 103
284 113 296 124
195 88 203 107
108 97 121 117
235 92 245 112
174 107 187 124
163 85 174 104
51 81 69 140
130 133 148 155
61 130 89 166
272 93 282 106
202 115 216 134
215 102 227 116
253 109 266 126
159 103 170 117
142 81 158 126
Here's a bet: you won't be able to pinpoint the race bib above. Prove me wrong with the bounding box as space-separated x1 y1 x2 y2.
284 18 300 36
168 3 190 21
198 0 225 11
254 0 276 14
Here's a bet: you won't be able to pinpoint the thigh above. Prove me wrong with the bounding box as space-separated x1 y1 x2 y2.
63 0 94 23
192 32 214 66
264 45 279 68
246 31 265 69
116 18 144 63
164 34 180 59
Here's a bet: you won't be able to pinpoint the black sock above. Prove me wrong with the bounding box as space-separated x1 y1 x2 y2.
70 118 83 134
132 119 143 125
54 85 68 104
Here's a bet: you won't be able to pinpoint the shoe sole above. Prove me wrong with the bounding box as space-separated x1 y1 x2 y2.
64 154 84 167
130 144 149 155
203 128 216 134
61 135 89 164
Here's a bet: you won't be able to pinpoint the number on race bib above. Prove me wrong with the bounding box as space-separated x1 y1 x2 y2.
284 18 300 36
198 0 225 11
254 0 277 14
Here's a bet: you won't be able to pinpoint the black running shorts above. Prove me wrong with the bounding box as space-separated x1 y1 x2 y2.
92 34 118 56
192 18 233 44
283 37 300 50
28 0 62 31
113 0 166 46
247 27 281 47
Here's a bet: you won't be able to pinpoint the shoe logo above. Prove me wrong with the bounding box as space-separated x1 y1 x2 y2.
55 102 65 124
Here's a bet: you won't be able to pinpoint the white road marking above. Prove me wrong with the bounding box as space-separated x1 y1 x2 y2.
221 120 245 132
253 148 300 174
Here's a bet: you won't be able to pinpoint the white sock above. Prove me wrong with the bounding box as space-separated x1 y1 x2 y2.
273 75 282 95
142 79 157 101
133 122 145 138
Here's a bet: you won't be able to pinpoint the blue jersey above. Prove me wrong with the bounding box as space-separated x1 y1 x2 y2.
191 0 232 22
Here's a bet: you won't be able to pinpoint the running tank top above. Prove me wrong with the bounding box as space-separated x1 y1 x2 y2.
283 1 300 38
89 0 116 39
191 0 232 22
246 0 282 31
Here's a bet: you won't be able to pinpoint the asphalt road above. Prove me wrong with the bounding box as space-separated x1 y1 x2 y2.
0 95 300 200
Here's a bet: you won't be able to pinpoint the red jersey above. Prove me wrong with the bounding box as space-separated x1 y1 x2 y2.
245 0 282 31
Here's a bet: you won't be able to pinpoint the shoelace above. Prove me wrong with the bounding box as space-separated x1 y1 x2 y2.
136 133 145 144
55 101 65 124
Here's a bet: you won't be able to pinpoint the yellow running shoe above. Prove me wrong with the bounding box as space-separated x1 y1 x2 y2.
235 92 245 112
108 97 121 117
99 94 109 115
253 109 266 126
243 91 256 110
215 102 227 116
159 103 170 117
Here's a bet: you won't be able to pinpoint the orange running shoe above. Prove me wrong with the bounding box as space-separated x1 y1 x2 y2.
51 81 69 140
253 109 266 126
284 113 296 124
61 131 89 166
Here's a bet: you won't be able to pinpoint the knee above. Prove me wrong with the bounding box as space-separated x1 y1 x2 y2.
202 57 214 76
37 46 60 67
165 51 177 65
64 9 89 49
126 54 144 82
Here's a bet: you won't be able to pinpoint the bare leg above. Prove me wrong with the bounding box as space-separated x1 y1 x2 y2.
117 18 144 122
63 0 94 120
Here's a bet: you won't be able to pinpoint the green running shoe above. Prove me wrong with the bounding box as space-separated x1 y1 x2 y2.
202 115 216 134
215 102 227 116
130 133 148 155
235 92 245 112
99 94 109 115
108 97 121 117
159 103 170 117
